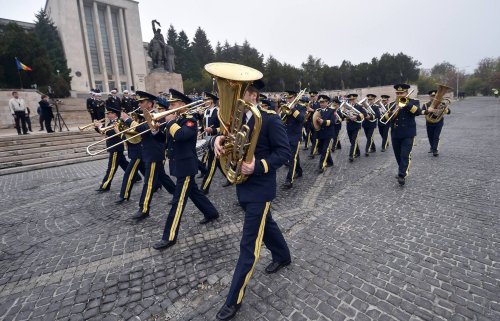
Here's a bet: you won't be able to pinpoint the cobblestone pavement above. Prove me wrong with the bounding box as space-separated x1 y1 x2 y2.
0 97 499 321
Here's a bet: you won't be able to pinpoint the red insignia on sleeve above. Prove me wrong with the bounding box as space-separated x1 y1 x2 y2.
186 121 195 127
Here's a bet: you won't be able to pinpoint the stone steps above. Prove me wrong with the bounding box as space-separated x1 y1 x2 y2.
0 130 110 176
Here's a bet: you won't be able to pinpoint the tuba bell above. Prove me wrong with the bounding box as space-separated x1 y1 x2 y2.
425 84 453 124
204 62 263 184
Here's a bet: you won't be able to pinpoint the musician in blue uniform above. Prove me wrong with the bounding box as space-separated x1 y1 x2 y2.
361 94 380 156
213 80 291 321
332 97 343 151
314 95 336 173
378 94 391 152
342 93 366 162
421 90 451 157
94 107 129 192
307 91 320 157
303 91 317 151
200 92 222 194
282 91 306 189
120 91 176 219
384 84 421 186
153 89 220 250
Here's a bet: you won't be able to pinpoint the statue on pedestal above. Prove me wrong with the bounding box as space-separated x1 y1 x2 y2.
147 20 175 72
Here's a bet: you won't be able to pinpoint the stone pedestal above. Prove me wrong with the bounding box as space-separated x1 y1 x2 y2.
145 70 183 95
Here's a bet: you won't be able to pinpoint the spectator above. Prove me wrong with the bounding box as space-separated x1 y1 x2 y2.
8 91 28 135
25 106 33 132
39 94 54 133
37 103 44 131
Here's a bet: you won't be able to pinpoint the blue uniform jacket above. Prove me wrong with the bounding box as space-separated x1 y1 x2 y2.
284 104 306 143
124 118 165 163
390 99 421 139
362 104 380 129
96 121 124 153
203 107 221 136
165 116 198 178
236 108 291 203
316 108 336 140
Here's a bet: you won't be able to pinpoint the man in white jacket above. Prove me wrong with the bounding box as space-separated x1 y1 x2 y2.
8 91 28 135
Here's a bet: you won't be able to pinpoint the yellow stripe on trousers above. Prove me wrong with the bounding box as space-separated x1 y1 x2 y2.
312 138 319 155
384 127 390 149
169 176 191 241
404 137 415 177
202 155 217 190
142 162 156 213
353 129 361 158
101 152 117 190
124 159 141 199
291 143 301 183
237 201 270 304
322 139 333 170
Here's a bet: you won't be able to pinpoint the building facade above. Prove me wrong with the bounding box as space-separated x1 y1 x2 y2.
45 0 147 94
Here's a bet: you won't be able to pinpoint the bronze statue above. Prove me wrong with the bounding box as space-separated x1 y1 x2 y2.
147 20 175 72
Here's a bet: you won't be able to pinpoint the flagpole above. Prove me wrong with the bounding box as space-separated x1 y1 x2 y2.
17 69 23 89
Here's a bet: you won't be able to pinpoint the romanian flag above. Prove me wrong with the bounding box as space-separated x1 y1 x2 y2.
15 57 32 71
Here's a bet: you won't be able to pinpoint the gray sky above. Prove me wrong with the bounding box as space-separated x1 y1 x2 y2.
1 0 498 73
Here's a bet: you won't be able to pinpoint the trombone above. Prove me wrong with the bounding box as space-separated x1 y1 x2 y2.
280 88 308 120
79 118 105 131
86 100 207 156
380 89 415 125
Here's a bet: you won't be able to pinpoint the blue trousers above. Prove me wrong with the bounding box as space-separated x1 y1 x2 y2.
225 202 290 306
139 161 175 214
286 141 302 182
426 121 443 152
161 175 219 242
378 122 390 150
119 157 144 200
391 136 415 178
317 138 333 169
363 124 376 152
347 128 361 158
100 151 128 190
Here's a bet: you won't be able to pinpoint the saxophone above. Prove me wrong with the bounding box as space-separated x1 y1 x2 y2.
204 62 263 184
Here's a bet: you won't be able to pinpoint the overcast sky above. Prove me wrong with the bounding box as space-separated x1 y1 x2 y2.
1 0 498 73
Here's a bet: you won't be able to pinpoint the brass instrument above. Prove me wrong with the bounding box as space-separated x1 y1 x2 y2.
205 62 263 184
358 97 377 121
425 84 453 124
86 100 207 156
380 89 415 125
79 118 105 131
280 88 308 120
339 101 363 123
377 99 388 116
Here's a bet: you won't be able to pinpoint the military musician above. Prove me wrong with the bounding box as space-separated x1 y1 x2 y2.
94 106 129 192
213 79 291 321
361 94 380 156
343 93 366 162
383 84 421 186
200 92 222 194
314 95 336 173
153 89 219 250
378 94 391 151
421 90 451 157
282 91 306 189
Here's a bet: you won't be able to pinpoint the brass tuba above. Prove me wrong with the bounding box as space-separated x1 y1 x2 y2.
204 62 263 184
425 84 453 124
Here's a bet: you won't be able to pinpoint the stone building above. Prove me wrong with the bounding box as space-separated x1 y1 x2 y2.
45 0 147 94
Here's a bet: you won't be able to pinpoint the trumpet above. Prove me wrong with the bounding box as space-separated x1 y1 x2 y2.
280 88 308 120
380 89 415 125
86 100 207 156
79 118 105 131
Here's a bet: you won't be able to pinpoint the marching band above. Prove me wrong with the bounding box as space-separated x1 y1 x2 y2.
82 62 453 320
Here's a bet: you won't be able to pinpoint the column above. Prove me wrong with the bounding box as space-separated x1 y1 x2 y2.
92 1 108 93
105 5 120 90
78 0 95 89
118 8 132 91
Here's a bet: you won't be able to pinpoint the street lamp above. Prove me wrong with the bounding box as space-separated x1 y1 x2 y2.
56 69 60 76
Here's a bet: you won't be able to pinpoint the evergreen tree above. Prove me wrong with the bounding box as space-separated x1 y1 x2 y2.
34 9 71 95
191 27 214 68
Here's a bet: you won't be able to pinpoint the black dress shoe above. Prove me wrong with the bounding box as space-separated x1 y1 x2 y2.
153 239 176 250
433 151 439 157
365 153 369 157
317 168 325 174
222 181 232 187
397 176 405 186
115 198 127 204
132 210 149 220
199 215 219 225
282 181 293 189
265 259 291 274
202 189 209 195
349 157 354 162
428 149 433 153
95 188 109 193
381 148 386 152
216 304 241 321
294 172 302 179
326 163 333 168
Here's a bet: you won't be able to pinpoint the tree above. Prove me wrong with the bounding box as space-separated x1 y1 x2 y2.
34 9 71 96
301 55 323 90
191 27 214 68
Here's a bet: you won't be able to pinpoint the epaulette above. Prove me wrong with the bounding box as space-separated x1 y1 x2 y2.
261 109 276 115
